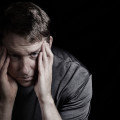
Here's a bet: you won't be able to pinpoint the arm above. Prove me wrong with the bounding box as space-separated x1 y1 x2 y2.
39 95 62 120
34 41 62 120
58 62 92 120
0 47 18 120
0 101 14 120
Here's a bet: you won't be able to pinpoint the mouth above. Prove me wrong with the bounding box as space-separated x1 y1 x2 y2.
17 76 33 81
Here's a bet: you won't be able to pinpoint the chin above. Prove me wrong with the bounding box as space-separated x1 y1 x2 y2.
17 81 33 87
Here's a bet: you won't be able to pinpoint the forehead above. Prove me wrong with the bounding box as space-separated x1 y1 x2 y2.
3 33 43 54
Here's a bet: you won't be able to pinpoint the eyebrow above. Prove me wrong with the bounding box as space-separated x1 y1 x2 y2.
8 48 41 55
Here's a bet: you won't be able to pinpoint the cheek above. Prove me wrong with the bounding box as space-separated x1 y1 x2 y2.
26 59 37 70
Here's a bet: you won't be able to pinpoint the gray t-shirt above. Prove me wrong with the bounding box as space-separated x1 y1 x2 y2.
12 46 92 120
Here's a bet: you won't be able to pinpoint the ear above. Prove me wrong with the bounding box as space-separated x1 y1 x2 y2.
49 36 53 49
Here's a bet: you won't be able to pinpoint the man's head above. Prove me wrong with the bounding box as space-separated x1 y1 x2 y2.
0 2 53 87
1 2 51 43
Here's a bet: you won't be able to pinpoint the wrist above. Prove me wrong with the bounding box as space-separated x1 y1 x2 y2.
0 96 15 105
0 100 14 109
38 94 54 105
0 101 14 120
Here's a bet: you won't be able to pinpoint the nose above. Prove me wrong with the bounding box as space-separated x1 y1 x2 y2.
19 58 30 76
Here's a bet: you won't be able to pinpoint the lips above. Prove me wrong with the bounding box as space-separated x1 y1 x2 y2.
17 76 33 81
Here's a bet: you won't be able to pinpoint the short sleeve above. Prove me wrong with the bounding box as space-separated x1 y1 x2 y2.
58 62 92 120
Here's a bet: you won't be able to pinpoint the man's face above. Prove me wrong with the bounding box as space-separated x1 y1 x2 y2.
3 33 45 87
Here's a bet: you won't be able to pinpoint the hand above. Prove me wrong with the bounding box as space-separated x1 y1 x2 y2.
34 41 54 102
0 47 18 104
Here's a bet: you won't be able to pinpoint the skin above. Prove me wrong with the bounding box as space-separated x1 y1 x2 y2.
0 33 62 120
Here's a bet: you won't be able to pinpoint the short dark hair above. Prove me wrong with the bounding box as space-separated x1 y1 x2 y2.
0 2 51 44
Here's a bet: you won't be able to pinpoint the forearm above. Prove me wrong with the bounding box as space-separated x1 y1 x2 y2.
39 95 62 120
0 101 14 120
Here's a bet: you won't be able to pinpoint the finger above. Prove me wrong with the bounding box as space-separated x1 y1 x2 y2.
0 48 7 70
45 43 54 63
38 51 43 74
1 56 10 76
42 42 48 68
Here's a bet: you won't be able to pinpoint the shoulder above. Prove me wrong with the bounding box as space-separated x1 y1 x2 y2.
52 46 79 63
51 46 90 75
51 46 92 97
51 47 92 119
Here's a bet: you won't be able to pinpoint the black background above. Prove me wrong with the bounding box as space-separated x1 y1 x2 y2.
0 0 120 119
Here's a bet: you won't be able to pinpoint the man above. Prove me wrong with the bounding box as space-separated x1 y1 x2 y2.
0 2 92 120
